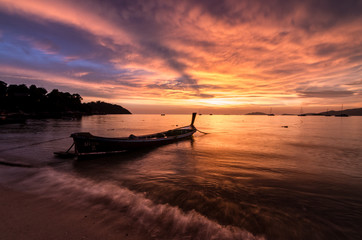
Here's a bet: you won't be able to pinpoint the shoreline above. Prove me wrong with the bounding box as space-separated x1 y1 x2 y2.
0 112 132 125
0 185 147 240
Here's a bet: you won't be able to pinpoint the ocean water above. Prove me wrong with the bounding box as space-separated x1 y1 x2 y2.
0 114 362 240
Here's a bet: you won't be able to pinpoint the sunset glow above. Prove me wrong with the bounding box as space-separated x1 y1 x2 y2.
0 0 361 113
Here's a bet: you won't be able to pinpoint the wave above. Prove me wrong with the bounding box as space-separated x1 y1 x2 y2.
18 167 265 240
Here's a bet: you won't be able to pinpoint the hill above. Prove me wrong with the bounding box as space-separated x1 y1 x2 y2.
83 101 131 114
318 108 362 116
245 112 267 115
0 81 131 118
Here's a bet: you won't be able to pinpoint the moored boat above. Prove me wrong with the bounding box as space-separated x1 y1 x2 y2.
335 105 349 117
59 113 197 156
298 107 306 116
267 107 274 116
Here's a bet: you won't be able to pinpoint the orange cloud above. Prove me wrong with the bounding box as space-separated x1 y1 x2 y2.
0 0 361 113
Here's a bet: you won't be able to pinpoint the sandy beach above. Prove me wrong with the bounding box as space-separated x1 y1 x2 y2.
0 185 146 240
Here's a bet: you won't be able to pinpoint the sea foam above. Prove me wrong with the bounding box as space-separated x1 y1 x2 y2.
17 167 265 240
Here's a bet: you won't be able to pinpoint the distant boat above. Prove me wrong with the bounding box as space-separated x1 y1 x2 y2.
298 107 306 116
335 114 349 117
267 107 274 116
335 105 349 117
161 113 165 116
55 113 198 156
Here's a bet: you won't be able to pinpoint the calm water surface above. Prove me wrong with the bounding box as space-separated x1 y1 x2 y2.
1 115 362 239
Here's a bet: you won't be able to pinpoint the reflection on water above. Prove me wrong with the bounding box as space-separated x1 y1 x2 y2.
1 115 362 239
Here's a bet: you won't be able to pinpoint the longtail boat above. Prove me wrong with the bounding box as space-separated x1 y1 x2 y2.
56 113 197 156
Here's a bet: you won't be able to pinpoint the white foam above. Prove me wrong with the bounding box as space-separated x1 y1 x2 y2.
18 168 265 240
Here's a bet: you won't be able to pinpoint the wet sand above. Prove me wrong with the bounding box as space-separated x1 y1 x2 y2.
0 185 146 240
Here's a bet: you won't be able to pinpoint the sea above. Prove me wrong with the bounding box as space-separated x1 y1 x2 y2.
0 114 361 240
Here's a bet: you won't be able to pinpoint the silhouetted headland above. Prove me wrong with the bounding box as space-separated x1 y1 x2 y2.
247 108 362 116
300 108 362 116
245 112 267 115
0 81 131 124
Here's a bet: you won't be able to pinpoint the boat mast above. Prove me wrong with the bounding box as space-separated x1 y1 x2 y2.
191 112 197 126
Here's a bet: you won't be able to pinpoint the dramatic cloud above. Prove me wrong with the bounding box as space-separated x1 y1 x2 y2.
0 0 361 113
298 90 355 98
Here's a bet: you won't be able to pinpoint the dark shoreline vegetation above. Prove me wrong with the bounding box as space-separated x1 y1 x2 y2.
0 81 131 124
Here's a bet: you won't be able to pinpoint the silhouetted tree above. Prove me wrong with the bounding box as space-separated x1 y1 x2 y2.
7 84 29 97
0 81 7 111
0 81 6 97
0 81 131 117
5 84 29 111
29 85 47 112
29 85 47 99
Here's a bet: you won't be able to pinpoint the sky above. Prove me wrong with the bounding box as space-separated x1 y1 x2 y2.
0 0 361 114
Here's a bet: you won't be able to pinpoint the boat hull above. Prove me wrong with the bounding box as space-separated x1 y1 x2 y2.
71 128 196 155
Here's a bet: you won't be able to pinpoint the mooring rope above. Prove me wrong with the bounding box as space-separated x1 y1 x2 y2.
0 136 72 168
0 158 72 168
0 160 34 168
196 129 210 134
0 136 69 153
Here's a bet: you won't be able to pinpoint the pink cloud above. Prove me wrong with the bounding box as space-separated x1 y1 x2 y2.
0 0 361 113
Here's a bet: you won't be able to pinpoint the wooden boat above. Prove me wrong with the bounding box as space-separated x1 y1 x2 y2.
62 113 197 156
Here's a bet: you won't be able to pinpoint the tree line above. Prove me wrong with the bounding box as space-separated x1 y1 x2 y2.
0 81 131 117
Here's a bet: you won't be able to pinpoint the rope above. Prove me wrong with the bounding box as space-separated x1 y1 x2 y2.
0 160 33 168
0 158 72 168
0 136 69 153
196 129 210 134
